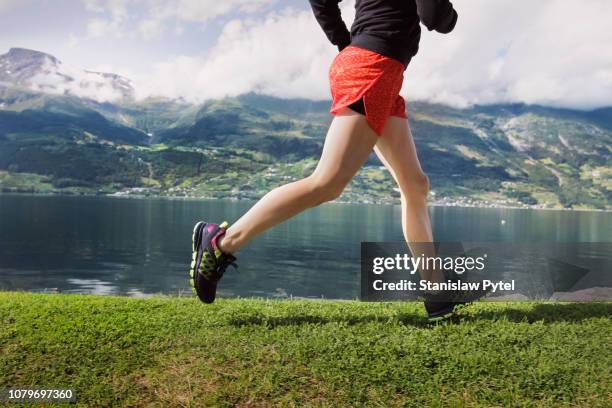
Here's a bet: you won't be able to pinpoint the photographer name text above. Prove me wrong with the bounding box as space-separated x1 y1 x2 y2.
372 279 515 292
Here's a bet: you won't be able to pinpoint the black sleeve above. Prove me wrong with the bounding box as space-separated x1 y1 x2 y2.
308 0 351 51
416 0 458 34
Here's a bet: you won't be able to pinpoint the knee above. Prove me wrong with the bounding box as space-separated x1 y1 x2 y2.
401 172 430 201
307 175 346 205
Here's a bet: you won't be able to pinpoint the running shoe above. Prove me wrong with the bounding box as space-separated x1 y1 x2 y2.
423 248 491 319
424 287 490 319
189 221 237 303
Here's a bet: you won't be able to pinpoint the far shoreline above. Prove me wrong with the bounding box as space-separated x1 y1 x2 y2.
1 190 610 213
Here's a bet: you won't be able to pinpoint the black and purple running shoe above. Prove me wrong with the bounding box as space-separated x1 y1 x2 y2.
189 221 237 303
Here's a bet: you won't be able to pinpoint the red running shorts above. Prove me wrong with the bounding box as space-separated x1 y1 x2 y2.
329 45 407 136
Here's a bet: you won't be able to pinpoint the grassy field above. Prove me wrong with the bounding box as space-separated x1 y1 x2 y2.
0 292 610 407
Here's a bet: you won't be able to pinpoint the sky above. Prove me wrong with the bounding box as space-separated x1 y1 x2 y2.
1 0 612 109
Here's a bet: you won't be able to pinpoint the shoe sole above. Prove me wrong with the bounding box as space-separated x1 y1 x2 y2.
189 221 205 294
427 304 456 320
427 289 492 320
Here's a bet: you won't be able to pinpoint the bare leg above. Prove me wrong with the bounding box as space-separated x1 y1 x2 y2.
218 109 378 254
374 116 445 283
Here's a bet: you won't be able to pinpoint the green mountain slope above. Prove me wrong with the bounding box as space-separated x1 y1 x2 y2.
156 96 327 159
0 90 610 209
0 92 148 145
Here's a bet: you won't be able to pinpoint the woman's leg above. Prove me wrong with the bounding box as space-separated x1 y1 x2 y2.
218 109 378 254
374 116 445 283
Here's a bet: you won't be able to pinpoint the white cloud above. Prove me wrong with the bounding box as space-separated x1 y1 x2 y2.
137 0 612 109
67 34 80 49
138 18 162 40
83 0 277 40
87 17 123 38
84 0 129 18
137 3 352 101
151 0 276 22
407 0 612 108
8 0 610 109
84 0 131 38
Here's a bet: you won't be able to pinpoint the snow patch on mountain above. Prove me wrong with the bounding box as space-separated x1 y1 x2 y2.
0 48 134 102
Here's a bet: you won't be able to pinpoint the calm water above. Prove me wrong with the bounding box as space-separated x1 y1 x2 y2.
0 194 610 299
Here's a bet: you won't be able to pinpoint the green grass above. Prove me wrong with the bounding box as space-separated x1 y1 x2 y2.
0 292 610 407
0 171 55 192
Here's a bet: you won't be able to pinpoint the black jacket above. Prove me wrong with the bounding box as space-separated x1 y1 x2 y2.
309 0 458 68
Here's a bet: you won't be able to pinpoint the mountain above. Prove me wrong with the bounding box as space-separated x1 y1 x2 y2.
155 95 329 158
0 96 149 145
0 49 610 209
0 48 134 101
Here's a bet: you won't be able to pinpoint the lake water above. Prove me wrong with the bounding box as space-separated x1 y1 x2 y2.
0 194 610 299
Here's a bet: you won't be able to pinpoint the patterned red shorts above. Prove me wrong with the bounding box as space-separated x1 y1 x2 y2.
329 45 407 136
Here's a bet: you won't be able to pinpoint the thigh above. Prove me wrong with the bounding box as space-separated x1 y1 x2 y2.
312 110 378 186
374 116 426 187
